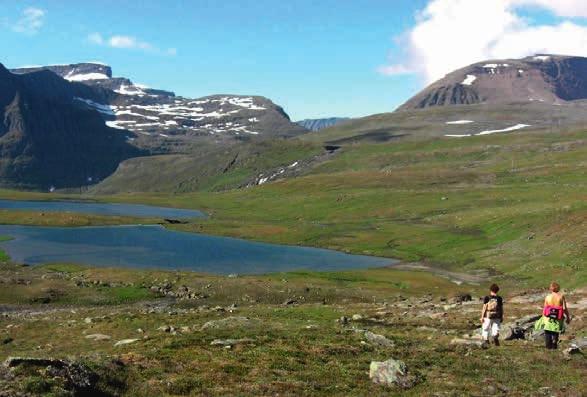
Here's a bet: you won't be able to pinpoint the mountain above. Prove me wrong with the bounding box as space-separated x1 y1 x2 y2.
300 54 587 145
0 63 142 190
296 117 350 131
11 63 306 150
3 62 307 190
399 54 587 111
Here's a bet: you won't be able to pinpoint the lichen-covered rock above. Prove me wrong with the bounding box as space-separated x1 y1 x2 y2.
369 358 416 389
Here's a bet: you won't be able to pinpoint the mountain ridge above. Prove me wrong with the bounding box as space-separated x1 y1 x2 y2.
398 54 587 111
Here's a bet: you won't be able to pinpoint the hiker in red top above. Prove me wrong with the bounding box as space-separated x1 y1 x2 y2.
480 284 503 347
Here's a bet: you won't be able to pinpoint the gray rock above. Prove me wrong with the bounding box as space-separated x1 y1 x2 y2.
85 334 111 341
200 316 256 330
114 338 139 347
364 331 394 348
210 338 255 347
570 337 587 349
563 346 581 358
352 314 363 321
450 338 487 348
369 358 415 388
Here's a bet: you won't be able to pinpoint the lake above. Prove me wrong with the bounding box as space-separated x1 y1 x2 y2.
0 199 205 219
0 225 395 274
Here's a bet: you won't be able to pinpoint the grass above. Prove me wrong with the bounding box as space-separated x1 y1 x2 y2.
0 264 584 396
0 129 584 287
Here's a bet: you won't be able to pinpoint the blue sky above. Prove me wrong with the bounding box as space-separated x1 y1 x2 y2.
2 1 587 120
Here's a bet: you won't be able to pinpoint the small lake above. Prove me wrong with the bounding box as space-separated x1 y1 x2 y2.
0 225 395 274
0 199 205 219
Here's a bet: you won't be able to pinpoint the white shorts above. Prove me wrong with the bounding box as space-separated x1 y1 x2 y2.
482 318 501 339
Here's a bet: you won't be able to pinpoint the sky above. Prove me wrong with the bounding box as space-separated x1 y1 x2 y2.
1 0 587 120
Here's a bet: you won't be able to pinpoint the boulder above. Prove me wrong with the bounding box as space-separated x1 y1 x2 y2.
480 314 542 341
114 339 139 347
4 357 98 392
563 346 581 358
450 338 487 348
364 331 394 348
369 358 416 389
570 337 587 349
85 334 111 341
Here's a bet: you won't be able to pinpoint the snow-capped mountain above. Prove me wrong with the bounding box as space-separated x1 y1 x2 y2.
11 63 305 144
398 54 587 110
1 62 306 189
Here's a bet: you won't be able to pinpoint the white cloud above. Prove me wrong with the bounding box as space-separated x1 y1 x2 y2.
514 0 587 18
87 33 176 56
11 7 46 35
380 0 587 83
87 32 104 45
109 35 152 50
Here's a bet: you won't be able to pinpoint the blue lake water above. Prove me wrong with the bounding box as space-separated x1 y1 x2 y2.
0 225 395 274
0 199 205 219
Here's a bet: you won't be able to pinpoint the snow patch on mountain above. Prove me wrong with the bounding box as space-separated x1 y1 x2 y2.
65 72 110 81
461 75 477 86
446 120 474 125
476 124 531 135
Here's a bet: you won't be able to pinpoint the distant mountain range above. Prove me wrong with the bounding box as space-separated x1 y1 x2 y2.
296 117 350 131
3 62 306 189
3 54 587 191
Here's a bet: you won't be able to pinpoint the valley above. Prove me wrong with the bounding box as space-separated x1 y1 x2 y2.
0 53 585 396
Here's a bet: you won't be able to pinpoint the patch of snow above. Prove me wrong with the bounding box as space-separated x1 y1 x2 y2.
84 61 109 66
461 75 477 86
248 117 259 122
288 161 299 168
476 124 531 136
533 55 551 61
74 98 115 116
133 123 161 127
518 69 524 74
105 121 127 130
65 72 110 81
164 120 178 126
115 110 160 120
483 63 508 68
159 133 169 138
115 84 146 96
446 120 474 125
445 134 472 138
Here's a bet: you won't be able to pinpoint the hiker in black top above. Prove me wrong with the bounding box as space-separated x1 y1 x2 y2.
480 284 504 347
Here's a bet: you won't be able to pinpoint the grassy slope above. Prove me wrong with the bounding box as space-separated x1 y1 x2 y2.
85 129 585 287
91 139 322 194
300 102 587 144
0 129 583 287
0 263 585 396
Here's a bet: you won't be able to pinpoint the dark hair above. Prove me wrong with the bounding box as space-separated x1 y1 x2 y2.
489 284 500 293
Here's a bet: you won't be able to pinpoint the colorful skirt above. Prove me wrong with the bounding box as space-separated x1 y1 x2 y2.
534 315 565 333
